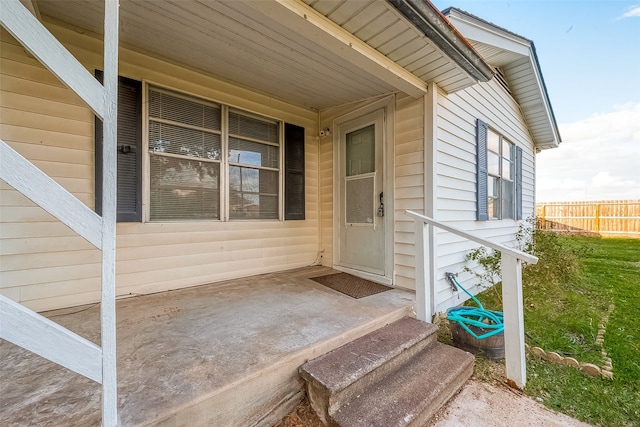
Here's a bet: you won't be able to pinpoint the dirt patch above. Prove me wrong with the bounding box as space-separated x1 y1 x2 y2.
428 379 592 427
274 397 325 427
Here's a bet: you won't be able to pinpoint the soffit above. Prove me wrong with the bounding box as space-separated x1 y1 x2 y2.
444 8 561 149
34 0 479 111
467 41 524 68
301 0 480 93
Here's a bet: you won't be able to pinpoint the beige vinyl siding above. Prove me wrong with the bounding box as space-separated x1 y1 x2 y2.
433 78 536 311
0 22 320 312
318 136 334 268
393 94 424 290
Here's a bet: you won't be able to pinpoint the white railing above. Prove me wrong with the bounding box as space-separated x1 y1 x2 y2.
0 1 119 424
405 210 538 388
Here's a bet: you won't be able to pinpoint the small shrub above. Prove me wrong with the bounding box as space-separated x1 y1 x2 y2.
465 218 586 292
464 246 501 286
522 218 586 288
464 246 502 304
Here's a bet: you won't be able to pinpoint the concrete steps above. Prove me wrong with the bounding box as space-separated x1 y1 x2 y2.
299 317 474 427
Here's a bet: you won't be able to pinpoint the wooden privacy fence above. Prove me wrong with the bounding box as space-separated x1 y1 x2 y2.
536 200 640 238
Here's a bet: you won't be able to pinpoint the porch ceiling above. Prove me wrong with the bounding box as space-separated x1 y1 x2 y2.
35 0 480 111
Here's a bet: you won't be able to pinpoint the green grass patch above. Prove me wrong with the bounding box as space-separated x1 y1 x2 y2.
470 236 640 426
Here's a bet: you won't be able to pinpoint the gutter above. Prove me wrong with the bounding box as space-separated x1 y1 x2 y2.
388 0 494 82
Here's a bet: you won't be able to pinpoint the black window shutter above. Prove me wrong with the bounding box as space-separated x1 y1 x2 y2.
95 72 142 222
476 119 489 221
284 123 305 220
515 146 523 220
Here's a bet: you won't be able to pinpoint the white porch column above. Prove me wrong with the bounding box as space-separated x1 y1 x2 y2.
414 220 432 322
101 0 119 424
501 253 526 388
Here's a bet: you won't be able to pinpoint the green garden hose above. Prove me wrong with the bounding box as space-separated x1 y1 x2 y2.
445 272 504 340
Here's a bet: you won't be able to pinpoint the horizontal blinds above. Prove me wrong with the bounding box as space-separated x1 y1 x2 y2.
149 89 220 131
227 111 280 220
149 121 221 160
229 111 278 143
148 88 222 221
150 156 220 221
148 88 283 221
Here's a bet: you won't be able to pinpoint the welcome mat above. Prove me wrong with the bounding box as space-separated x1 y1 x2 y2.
310 273 392 299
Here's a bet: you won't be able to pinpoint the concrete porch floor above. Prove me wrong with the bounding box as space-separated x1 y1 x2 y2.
0 266 415 426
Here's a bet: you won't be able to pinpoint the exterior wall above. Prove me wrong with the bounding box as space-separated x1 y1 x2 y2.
393 94 425 289
318 94 424 290
0 23 320 312
432 79 536 312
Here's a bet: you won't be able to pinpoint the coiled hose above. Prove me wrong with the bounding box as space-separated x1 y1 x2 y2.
445 272 504 340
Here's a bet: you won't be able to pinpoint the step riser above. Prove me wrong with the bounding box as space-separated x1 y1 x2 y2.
329 343 474 427
327 334 437 416
407 356 473 427
300 316 476 427
300 317 439 424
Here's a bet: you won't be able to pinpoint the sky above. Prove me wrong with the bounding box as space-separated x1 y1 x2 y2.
432 0 640 202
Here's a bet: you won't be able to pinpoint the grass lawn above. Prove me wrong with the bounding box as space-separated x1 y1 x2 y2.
469 236 640 426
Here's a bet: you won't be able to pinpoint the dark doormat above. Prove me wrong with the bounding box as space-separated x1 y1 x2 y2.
310 273 392 299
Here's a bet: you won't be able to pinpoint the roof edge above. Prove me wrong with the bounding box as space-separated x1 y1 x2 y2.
442 7 562 147
443 7 532 45
530 42 562 146
388 0 494 83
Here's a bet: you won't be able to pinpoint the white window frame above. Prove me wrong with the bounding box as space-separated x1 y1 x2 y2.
487 128 515 220
142 83 284 222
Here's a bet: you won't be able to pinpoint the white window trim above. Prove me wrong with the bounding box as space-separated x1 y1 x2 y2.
141 82 284 223
487 128 515 220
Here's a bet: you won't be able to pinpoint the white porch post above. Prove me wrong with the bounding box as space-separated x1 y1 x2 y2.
406 210 535 388
1 0 120 423
414 220 432 322
501 253 526 388
102 0 119 424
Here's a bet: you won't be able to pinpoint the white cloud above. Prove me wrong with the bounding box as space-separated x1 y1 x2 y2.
536 103 640 202
619 5 640 19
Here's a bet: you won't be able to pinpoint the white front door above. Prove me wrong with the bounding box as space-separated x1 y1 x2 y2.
337 109 385 276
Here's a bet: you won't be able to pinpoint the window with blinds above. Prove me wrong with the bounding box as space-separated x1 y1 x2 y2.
147 87 287 221
148 88 222 221
228 111 280 219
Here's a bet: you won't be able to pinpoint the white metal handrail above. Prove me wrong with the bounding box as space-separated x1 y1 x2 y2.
405 210 538 388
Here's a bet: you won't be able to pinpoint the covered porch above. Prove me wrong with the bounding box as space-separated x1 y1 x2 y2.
0 266 414 426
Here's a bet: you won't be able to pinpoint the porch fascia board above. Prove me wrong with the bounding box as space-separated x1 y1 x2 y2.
247 0 428 98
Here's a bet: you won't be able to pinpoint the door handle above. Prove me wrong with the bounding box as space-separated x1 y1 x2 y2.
377 192 384 217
